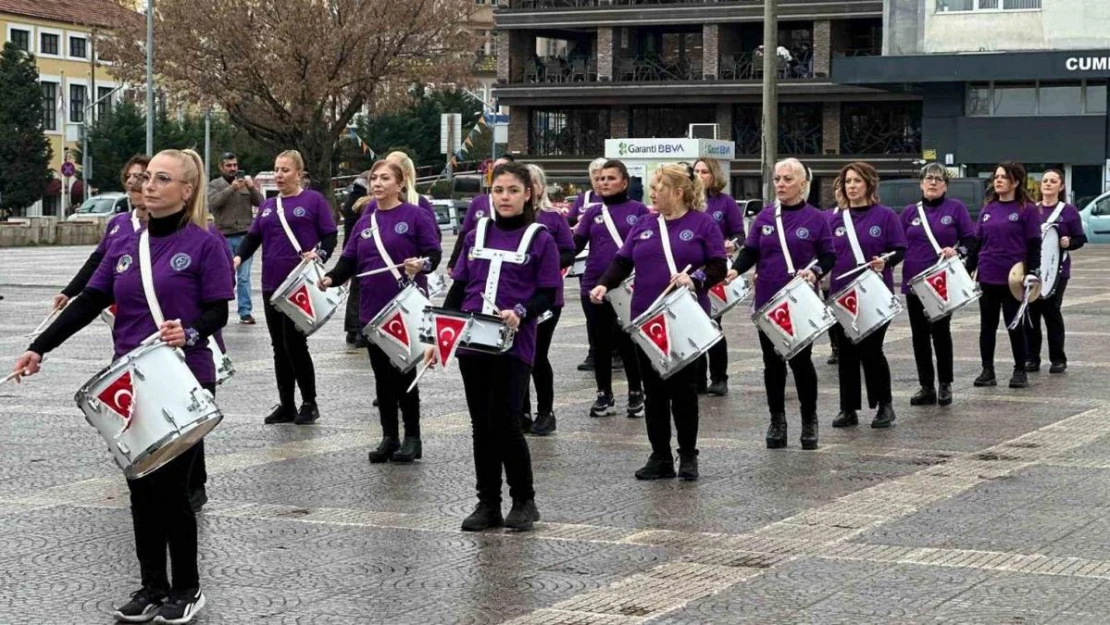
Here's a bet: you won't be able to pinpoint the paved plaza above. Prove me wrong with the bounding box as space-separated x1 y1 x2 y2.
3 239 1110 624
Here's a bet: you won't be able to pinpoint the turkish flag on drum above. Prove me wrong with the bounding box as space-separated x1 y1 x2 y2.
380 311 410 348
835 289 859 319
709 282 728 304
434 315 468 370
926 270 949 302
97 371 136 432
638 312 671 357
287 284 315 319
766 301 795 337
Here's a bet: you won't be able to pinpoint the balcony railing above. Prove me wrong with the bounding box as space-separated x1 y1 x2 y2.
509 0 731 7
615 56 702 81
518 56 599 83
718 51 814 80
473 53 498 73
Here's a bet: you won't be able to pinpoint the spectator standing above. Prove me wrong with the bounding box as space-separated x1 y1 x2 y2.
209 152 263 324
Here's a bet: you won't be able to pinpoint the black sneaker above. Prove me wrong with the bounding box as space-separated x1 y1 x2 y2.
635 453 677 480
910 387 937 406
354 334 368 349
112 587 166 623
707 379 728 396
1009 368 1028 389
677 451 699 481
576 355 595 372
1024 360 1041 373
188 486 207 513
589 391 615 417
938 383 953 406
1049 362 1068 374
295 402 319 425
974 367 997 387
831 410 859 428
504 499 541 531
153 588 205 624
871 403 896 429
520 414 534 434
461 502 504 532
239 315 256 325
627 391 645 418
531 411 556 436
263 405 296 425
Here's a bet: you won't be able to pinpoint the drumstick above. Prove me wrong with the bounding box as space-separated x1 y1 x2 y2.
406 359 434 394
0 370 23 386
25 308 60 338
834 251 896 281
479 291 501 313
641 264 693 315
356 258 429 278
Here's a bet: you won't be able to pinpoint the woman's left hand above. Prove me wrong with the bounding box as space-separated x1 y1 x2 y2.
499 309 521 330
1060 236 1071 249
301 250 320 262
724 239 738 255
940 247 958 259
869 256 886 272
671 271 694 290
160 320 186 347
403 257 425 277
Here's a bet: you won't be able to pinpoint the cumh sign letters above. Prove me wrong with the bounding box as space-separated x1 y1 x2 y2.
1066 56 1110 72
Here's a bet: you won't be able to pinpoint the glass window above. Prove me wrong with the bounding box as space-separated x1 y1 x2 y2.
40 33 58 55
70 84 87 123
630 106 714 138
1039 83 1082 116
1003 0 1040 8
9 28 30 51
937 0 973 11
97 87 114 120
992 83 1036 116
977 0 999 8
41 82 57 131
1087 84 1107 115
967 83 992 116
529 108 609 156
69 36 87 58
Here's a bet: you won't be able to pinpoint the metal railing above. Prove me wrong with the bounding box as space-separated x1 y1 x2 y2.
614 56 703 81
515 56 599 83
509 0 735 7
717 51 814 80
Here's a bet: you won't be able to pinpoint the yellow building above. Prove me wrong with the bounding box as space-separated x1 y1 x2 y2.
1 0 131 216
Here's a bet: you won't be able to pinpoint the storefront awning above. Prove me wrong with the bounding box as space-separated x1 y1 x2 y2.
834 49 1110 85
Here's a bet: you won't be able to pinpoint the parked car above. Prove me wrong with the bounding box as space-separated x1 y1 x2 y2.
429 199 467 235
66 193 129 222
880 178 987 220
1080 191 1110 243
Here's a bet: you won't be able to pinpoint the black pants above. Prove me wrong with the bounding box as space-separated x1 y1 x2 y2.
696 335 729 384
579 287 595 360
582 295 642 395
1026 277 1068 365
907 292 953 388
830 323 892 411
522 307 562 416
262 292 317 407
366 343 420 438
344 278 361 334
129 382 213 593
758 330 818 416
638 347 699 456
459 354 534 504
979 283 1026 370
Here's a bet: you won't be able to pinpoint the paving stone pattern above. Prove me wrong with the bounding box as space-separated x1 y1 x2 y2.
2 240 1110 624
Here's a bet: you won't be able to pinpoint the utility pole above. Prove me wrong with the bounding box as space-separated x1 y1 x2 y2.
760 0 779 204
204 109 211 179
145 0 154 155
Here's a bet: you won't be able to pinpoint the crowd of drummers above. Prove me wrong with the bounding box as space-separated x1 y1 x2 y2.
7 150 1085 624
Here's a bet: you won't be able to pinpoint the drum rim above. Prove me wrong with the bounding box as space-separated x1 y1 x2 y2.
123 413 222 480
425 305 506 324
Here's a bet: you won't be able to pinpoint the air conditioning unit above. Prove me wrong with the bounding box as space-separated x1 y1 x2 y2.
688 123 719 140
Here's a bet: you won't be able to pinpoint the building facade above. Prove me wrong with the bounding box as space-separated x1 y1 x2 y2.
836 0 1110 206
492 0 923 205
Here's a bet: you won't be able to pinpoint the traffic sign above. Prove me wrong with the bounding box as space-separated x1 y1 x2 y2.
60 162 76 177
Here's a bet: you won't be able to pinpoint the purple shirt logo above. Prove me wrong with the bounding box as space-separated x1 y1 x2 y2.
639 230 654 240
796 227 810 240
625 214 638 225
293 207 307 218
170 253 192 271
1008 212 1019 222
941 215 953 225
109 225 120 236
594 215 604 224
360 227 374 239
911 218 921 227
983 213 991 222
262 209 273 218
395 222 410 235
476 210 486 219
713 210 724 221
835 226 846 237
116 255 133 274
761 225 774 236
679 229 695 241
869 225 882 237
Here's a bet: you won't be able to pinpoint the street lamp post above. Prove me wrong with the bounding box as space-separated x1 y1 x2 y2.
145 0 154 155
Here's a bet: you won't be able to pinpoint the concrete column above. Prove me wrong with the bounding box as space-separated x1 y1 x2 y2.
812 20 832 77
508 106 528 154
611 106 629 138
597 28 614 81
822 102 841 155
499 31 533 83
819 176 837 208
715 103 732 140
703 24 719 79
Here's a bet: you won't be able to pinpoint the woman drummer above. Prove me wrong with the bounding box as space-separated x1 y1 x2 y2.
590 163 727 480
1026 168 1086 374
827 162 906 429
447 154 516 271
693 157 745 397
901 163 977 407
729 158 835 450
974 161 1042 389
321 160 441 464
234 150 338 425
13 149 233 623
574 159 648 418
425 161 561 532
519 164 576 437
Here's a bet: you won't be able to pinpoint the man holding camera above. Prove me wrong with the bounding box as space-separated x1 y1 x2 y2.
209 152 263 324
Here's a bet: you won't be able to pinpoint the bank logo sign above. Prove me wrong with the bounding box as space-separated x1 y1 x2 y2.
606 138 735 161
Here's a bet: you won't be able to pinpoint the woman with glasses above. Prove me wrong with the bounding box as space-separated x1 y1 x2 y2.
13 149 234 624
901 164 977 407
234 150 338 425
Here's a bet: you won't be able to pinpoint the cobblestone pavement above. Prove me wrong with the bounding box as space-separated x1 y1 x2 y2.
3 239 1110 624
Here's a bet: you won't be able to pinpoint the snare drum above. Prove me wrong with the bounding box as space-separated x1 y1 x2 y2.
708 276 752 319
753 276 836 360
426 272 449 298
418 307 516 355
828 270 903 344
364 284 431 372
630 288 723 379
908 255 981 322
209 337 234 385
270 258 347 336
566 248 588 278
605 276 636 329
1040 224 1063 298
100 304 117 329
75 339 223 480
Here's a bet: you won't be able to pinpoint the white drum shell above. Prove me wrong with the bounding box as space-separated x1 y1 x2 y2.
909 255 981 322
708 276 753 319
605 276 636 330
829 270 903 344
753 276 837 360
418 308 516 355
270 259 347 336
1040 225 1062 298
364 284 431 372
630 289 722 380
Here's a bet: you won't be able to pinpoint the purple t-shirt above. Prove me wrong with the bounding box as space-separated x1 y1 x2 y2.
536 208 575 308
828 205 907 293
900 198 976 294
1037 202 1083 279
341 202 441 325
975 200 1041 286
451 222 562 366
574 199 650 295
744 204 834 308
459 194 493 238
208 223 233 352
88 224 235 385
97 210 141 256
571 190 600 223
361 196 436 228
617 210 727 319
705 192 746 241
248 189 338 292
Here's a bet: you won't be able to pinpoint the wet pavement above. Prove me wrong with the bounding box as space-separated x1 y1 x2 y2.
2 238 1110 624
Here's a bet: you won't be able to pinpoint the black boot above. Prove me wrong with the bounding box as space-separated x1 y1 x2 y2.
504 499 540 531
1024 359 1041 373
678 450 699 481
1049 362 1067 374
295 402 319 425
707 379 728 397
974 367 997 387
392 437 422 463
367 437 400 463
910 386 937 406
263 404 296 425
766 413 787 449
871 403 896 428
461 502 504 532
1009 368 1028 389
831 409 859 428
634 453 676 480
827 342 839 365
800 413 818 450
531 411 556 436
937 383 953 406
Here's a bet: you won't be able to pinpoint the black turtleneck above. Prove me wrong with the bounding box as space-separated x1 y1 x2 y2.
922 194 946 208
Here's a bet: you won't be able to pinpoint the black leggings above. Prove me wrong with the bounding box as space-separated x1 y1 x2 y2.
758 330 818 416
582 295 642 395
344 278 361 333
830 323 892 411
522 307 562 416
262 292 317 407
638 347 700 456
906 292 953 388
366 343 420 438
696 335 728 384
1026 277 1068 365
979 282 1026 370
459 354 534 504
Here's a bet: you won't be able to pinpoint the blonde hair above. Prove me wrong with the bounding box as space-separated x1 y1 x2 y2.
276 149 305 171
774 157 811 204
526 164 554 211
654 163 706 211
693 158 727 194
386 151 420 205
588 157 607 174
155 148 208 229
353 195 374 213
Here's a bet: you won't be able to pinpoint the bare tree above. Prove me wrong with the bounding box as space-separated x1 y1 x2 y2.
103 0 477 193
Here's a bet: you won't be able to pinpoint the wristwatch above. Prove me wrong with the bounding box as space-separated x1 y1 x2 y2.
183 327 201 348
513 303 528 320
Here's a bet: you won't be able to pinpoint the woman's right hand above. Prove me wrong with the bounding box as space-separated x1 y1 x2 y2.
940 247 958 259
589 285 608 304
52 294 69 311
233 256 242 270
423 346 438 368
724 269 739 284
318 276 333 291
11 352 42 383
